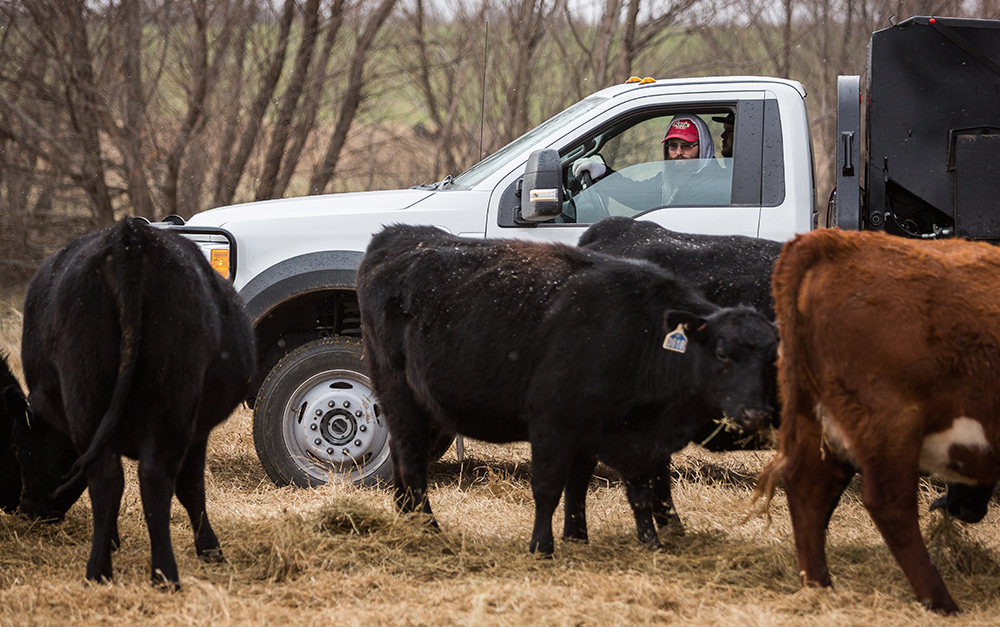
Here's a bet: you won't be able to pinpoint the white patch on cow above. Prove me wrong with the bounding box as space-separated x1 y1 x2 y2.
919 417 991 483
816 403 858 466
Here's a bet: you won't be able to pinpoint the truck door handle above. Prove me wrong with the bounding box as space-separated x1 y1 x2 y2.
841 131 855 176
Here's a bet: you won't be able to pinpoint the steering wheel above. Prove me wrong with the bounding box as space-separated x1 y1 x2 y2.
579 170 609 220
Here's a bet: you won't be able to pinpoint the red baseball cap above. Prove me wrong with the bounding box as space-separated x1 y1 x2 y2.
663 119 699 143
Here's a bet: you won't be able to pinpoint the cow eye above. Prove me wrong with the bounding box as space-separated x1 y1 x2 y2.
715 345 730 363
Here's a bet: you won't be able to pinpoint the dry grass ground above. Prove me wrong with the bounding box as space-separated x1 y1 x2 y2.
2 294 1000 626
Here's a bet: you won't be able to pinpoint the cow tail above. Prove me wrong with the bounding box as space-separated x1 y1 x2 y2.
746 450 786 524
747 231 827 523
56 218 145 496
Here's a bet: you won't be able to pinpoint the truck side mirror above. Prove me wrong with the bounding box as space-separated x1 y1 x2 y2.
519 149 563 222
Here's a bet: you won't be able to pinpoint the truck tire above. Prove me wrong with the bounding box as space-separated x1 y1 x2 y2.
253 336 455 488
253 336 393 487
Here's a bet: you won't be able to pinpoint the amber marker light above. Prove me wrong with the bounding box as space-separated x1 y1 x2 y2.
210 248 230 278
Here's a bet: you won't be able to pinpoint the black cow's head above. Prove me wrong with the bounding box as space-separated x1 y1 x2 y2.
0 354 26 513
664 306 778 431
11 406 83 522
1 353 85 521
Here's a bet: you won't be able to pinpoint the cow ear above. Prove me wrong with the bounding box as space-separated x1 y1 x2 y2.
663 310 706 335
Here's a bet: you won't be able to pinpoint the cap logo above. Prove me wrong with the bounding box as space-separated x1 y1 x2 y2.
671 120 691 130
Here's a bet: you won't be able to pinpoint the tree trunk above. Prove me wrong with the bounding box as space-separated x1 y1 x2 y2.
256 0 322 201
309 0 399 195
212 0 296 207
52 0 115 226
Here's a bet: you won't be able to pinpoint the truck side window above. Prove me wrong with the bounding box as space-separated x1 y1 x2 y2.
562 110 735 224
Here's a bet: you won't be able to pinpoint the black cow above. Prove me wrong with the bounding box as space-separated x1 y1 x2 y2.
357 224 777 554
13 217 255 588
579 216 782 525
1 352 80 520
578 217 781 318
0 352 27 513
581 218 979 529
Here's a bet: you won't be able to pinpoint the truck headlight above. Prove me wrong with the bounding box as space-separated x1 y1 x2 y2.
150 218 239 282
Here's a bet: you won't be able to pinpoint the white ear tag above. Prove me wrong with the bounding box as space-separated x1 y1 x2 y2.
662 324 688 353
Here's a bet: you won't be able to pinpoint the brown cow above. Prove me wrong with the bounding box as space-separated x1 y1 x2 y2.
755 228 1000 614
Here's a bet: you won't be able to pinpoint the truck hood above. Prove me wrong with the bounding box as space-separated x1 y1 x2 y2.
185 189 434 228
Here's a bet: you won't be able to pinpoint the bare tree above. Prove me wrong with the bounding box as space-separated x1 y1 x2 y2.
403 0 491 175
159 0 243 218
212 0 296 206
3 0 1000 287
494 0 557 140
255 0 322 201
1 0 117 226
310 0 400 195
274 0 347 197
116 0 155 218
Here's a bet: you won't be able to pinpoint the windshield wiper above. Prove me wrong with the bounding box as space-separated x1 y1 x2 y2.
410 175 453 191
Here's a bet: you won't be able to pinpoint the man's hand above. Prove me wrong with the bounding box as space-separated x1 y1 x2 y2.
572 156 607 181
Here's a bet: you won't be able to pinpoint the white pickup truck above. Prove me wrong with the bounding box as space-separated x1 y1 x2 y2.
168 74 816 488
163 15 1000 489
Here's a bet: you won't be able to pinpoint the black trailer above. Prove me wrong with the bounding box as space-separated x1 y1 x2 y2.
832 16 1000 239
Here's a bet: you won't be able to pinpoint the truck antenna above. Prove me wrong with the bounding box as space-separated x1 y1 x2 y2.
480 21 488 160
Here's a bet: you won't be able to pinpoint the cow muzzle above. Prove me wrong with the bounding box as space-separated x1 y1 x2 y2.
729 406 772 432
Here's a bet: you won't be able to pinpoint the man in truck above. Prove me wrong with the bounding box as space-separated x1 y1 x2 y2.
572 113 717 180
571 113 728 211
713 112 734 158
662 115 715 162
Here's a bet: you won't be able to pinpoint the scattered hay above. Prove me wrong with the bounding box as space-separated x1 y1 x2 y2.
927 512 1000 578
312 499 395 536
3 305 1000 624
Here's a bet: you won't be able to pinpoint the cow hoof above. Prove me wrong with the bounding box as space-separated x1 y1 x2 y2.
643 538 663 552
528 538 555 557
655 517 686 538
197 548 225 564
84 575 114 586
151 576 181 593
922 598 961 615
405 512 439 531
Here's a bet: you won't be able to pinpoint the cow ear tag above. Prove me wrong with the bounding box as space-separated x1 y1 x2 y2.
663 324 688 353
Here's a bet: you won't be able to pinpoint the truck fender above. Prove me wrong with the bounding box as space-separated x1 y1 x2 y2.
240 250 364 326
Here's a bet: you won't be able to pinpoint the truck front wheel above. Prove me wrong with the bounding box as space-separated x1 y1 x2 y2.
253 336 393 487
253 336 455 488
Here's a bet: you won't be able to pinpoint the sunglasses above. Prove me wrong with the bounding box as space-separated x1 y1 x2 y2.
666 141 699 151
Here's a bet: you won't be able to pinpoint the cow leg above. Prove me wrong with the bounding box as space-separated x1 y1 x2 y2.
85 453 125 583
860 461 959 614
137 439 189 589
562 452 596 543
391 436 434 521
528 435 572 556
380 385 435 523
650 456 682 532
623 473 661 551
174 437 222 563
782 415 855 589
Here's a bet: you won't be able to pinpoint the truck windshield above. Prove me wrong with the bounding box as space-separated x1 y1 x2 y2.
451 95 608 188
